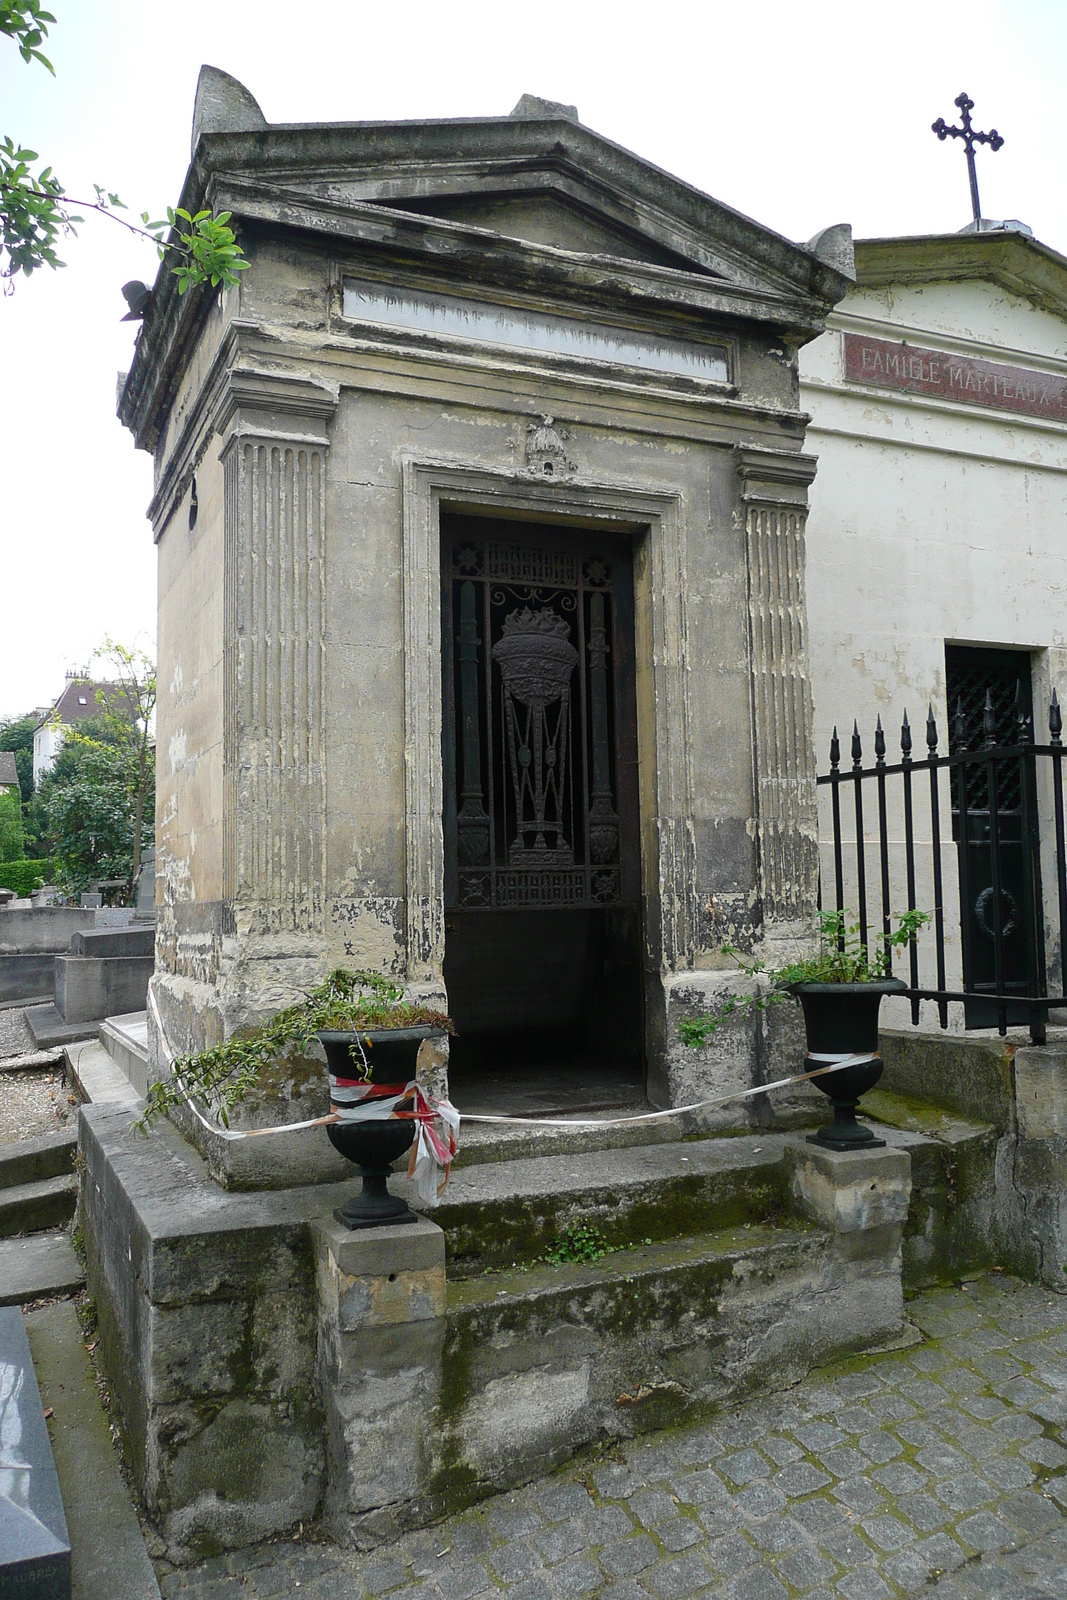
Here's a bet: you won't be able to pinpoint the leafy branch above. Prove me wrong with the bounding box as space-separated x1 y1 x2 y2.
1 5 247 291
0 157 248 292
0 1 55 71
679 908 930 1049
136 969 454 1134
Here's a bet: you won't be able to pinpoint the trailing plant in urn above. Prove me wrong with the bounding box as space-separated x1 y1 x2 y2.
137 969 452 1133
681 909 929 1148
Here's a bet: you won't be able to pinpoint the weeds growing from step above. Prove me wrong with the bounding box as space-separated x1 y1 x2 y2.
480 1222 655 1276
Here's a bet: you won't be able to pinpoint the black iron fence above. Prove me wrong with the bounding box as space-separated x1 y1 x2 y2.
818 691 1067 1043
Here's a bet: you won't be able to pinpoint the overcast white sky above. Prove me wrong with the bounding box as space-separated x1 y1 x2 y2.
1 0 1064 722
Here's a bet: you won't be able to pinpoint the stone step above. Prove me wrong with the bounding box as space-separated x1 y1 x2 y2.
451 1107 709 1169
864 1086 999 1290
25 1300 162 1600
0 1230 85 1305
0 1172 78 1238
0 1128 76 1191
400 1132 790 1276
365 1218 902 1526
98 1011 149 1096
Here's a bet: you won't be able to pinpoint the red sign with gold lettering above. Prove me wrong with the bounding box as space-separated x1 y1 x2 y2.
843 332 1067 424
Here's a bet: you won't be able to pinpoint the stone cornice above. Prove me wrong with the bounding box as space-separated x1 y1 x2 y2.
212 367 340 437
120 110 852 455
146 314 812 543
215 179 828 333
735 446 818 507
145 329 338 537
854 232 1067 323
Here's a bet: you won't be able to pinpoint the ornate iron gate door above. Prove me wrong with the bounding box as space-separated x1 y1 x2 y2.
441 516 640 912
946 645 1044 1026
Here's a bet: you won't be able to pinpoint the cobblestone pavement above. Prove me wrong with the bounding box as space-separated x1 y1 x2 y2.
159 1275 1067 1600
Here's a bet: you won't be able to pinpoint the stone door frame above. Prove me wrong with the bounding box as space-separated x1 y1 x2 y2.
400 458 695 988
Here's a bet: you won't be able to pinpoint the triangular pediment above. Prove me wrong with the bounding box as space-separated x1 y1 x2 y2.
188 105 852 318
377 191 703 272
122 84 857 453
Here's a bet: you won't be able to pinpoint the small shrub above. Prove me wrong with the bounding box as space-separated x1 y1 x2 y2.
0 858 52 896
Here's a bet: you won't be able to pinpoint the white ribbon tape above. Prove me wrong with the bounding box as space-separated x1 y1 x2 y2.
807 1051 878 1067
145 988 874 1140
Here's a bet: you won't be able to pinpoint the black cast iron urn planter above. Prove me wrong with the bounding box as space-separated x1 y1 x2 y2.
317 1026 445 1230
788 978 907 1151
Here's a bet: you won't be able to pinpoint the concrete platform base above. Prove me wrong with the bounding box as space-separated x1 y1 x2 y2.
25 1005 98 1049
66 1040 142 1111
55 954 153 1027
97 1013 148 1098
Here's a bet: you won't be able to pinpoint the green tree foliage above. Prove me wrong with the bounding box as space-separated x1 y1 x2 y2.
40 739 140 898
0 789 24 860
34 643 156 904
0 712 36 807
1 3 247 291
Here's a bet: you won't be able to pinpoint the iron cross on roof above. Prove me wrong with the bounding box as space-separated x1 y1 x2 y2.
932 92 1004 227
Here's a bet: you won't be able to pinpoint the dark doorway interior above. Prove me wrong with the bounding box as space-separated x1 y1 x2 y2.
443 907 644 1114
945 643 1042 1027
440 512 644 1114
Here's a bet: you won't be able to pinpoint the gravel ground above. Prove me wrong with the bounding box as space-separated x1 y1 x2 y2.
0 1064 76 1143
0 1005 34 1058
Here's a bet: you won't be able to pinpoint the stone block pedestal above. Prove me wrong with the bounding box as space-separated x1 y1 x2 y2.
786 1138 911 1344
315 1218 446 1541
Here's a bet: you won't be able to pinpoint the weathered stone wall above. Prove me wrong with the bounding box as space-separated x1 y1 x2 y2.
80 1104 910 1560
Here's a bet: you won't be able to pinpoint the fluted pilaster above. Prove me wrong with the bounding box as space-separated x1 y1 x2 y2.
736 447 820 927
218 370 337 932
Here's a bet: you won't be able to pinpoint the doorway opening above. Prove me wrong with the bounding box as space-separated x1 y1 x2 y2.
945 643 1044 1027
440 512 644 1114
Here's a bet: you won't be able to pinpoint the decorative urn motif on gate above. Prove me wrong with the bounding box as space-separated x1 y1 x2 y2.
492 607 579 862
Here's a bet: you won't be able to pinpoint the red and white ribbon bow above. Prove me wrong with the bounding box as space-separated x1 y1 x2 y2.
329 1075 460 1204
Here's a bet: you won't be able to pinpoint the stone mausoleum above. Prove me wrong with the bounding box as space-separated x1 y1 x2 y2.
88 68 1067 1563
119 67 852 1166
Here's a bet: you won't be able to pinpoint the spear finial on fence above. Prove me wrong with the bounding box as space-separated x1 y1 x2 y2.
1051 690 1063 746
852 720 863 768
875 715 886 766
901 708 913 763
955 697 968 751
927 703 938 754
829 726 840 770
1014 679 1033 742
983 688 997 747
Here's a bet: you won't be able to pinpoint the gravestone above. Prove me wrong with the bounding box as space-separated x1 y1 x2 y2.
0 1306 71 1599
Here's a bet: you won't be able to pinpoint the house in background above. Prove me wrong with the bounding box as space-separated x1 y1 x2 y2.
0 751 18 793
800 224 1067 1029
32 674 123 787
